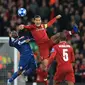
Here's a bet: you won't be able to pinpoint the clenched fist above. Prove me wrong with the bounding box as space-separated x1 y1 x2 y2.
56 15 62 19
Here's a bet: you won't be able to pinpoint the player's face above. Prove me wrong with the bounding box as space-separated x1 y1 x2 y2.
34 18 41 27
12 31 18 38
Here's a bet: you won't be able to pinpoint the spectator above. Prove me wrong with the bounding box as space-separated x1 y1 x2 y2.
0 0 85 83
39 0 50 20
30 0 38 15
80 58 85 82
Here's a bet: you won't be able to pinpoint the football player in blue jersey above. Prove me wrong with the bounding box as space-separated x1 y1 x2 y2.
7 31 36 84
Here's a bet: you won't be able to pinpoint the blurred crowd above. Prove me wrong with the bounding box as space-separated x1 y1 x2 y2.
0 0 85 84
0 55 13 85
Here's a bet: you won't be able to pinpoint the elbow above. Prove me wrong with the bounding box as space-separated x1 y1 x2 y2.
9 43 13 47
9 44 12 47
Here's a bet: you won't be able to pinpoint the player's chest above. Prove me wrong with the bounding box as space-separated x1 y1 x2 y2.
35 27 45 31
31 28 46 34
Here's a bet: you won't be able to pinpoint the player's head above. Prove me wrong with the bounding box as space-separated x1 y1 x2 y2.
11 31 18 38
34 15 41 26
60 32 67 41
51 33 61 44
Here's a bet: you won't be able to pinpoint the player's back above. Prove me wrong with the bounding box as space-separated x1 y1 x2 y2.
53 41 75 83
54 41 74 69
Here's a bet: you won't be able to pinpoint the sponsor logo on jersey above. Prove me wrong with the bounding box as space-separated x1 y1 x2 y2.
59 45 70 48
36 28 45 31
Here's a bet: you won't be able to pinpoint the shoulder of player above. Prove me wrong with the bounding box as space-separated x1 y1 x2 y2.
53 44 58 49
65 43 73 50
27 24 36 29
41 24 46 28
66 43 73 48
70 45 74 50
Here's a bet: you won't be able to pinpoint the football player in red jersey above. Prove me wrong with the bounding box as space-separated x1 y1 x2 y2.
18 15 61 63
36 63 48 85
47 32 75 85
17 15 62 85
18 15 78 70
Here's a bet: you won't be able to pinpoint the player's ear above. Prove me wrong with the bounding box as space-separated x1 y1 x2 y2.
32 18 35 23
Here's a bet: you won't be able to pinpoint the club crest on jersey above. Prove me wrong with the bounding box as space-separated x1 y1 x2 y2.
36 28 44 31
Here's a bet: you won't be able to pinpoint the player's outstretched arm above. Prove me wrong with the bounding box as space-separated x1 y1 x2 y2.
7 29 14 47
44 15 61 28
18 24 33 31
8 33 15 47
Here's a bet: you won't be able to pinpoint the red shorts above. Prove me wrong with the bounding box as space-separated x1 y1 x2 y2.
54 66 75 83
38 39 54 60
36 80 48 85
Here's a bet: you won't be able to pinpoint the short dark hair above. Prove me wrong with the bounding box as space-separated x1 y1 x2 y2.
11 31 18 37
60 32 67 41
51 33 60 44
34 15 41 20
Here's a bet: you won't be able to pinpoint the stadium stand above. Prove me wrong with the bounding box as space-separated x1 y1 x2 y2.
0 0 85 84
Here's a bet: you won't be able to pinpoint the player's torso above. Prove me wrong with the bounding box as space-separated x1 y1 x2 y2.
14 36 32 55
31 24 49 44
36 68 47 81
55 41 72 67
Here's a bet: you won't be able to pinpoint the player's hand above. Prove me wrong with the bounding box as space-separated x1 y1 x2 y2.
25 39 30 43
9 32 12 37
7 28 12 37
18 24 24 30
7 28 11 33
42 59 49 71
56 15 62 19
43 59 48 66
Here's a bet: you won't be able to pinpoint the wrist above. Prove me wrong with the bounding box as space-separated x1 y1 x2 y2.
56 15 61 19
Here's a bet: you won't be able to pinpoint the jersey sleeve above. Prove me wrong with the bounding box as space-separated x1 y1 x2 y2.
70 47 75 63
24 36 35 42
48 47 56 67
17 40 26 45
44 17 57 28
24 25 34 30
9 37 15 47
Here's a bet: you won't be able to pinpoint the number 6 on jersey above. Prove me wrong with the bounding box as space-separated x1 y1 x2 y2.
63 49 68 61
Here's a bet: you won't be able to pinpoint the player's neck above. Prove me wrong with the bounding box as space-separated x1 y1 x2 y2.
35 24 41 27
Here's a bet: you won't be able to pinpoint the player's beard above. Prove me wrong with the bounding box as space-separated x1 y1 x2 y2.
35 23 41 27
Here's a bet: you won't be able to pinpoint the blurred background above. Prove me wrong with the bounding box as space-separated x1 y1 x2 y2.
0 0 85 85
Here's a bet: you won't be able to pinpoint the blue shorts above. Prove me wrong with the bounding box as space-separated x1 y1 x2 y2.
18 54 37 71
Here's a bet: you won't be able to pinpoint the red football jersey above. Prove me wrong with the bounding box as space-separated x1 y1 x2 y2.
48 41 75 68
24 17 57 44
36 68 48 82
24 24 49 44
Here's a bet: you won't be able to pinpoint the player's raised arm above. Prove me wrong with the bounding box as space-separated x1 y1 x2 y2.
7 29 14 46
8 32 15 47
18 24 33 30
44 15 61 28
